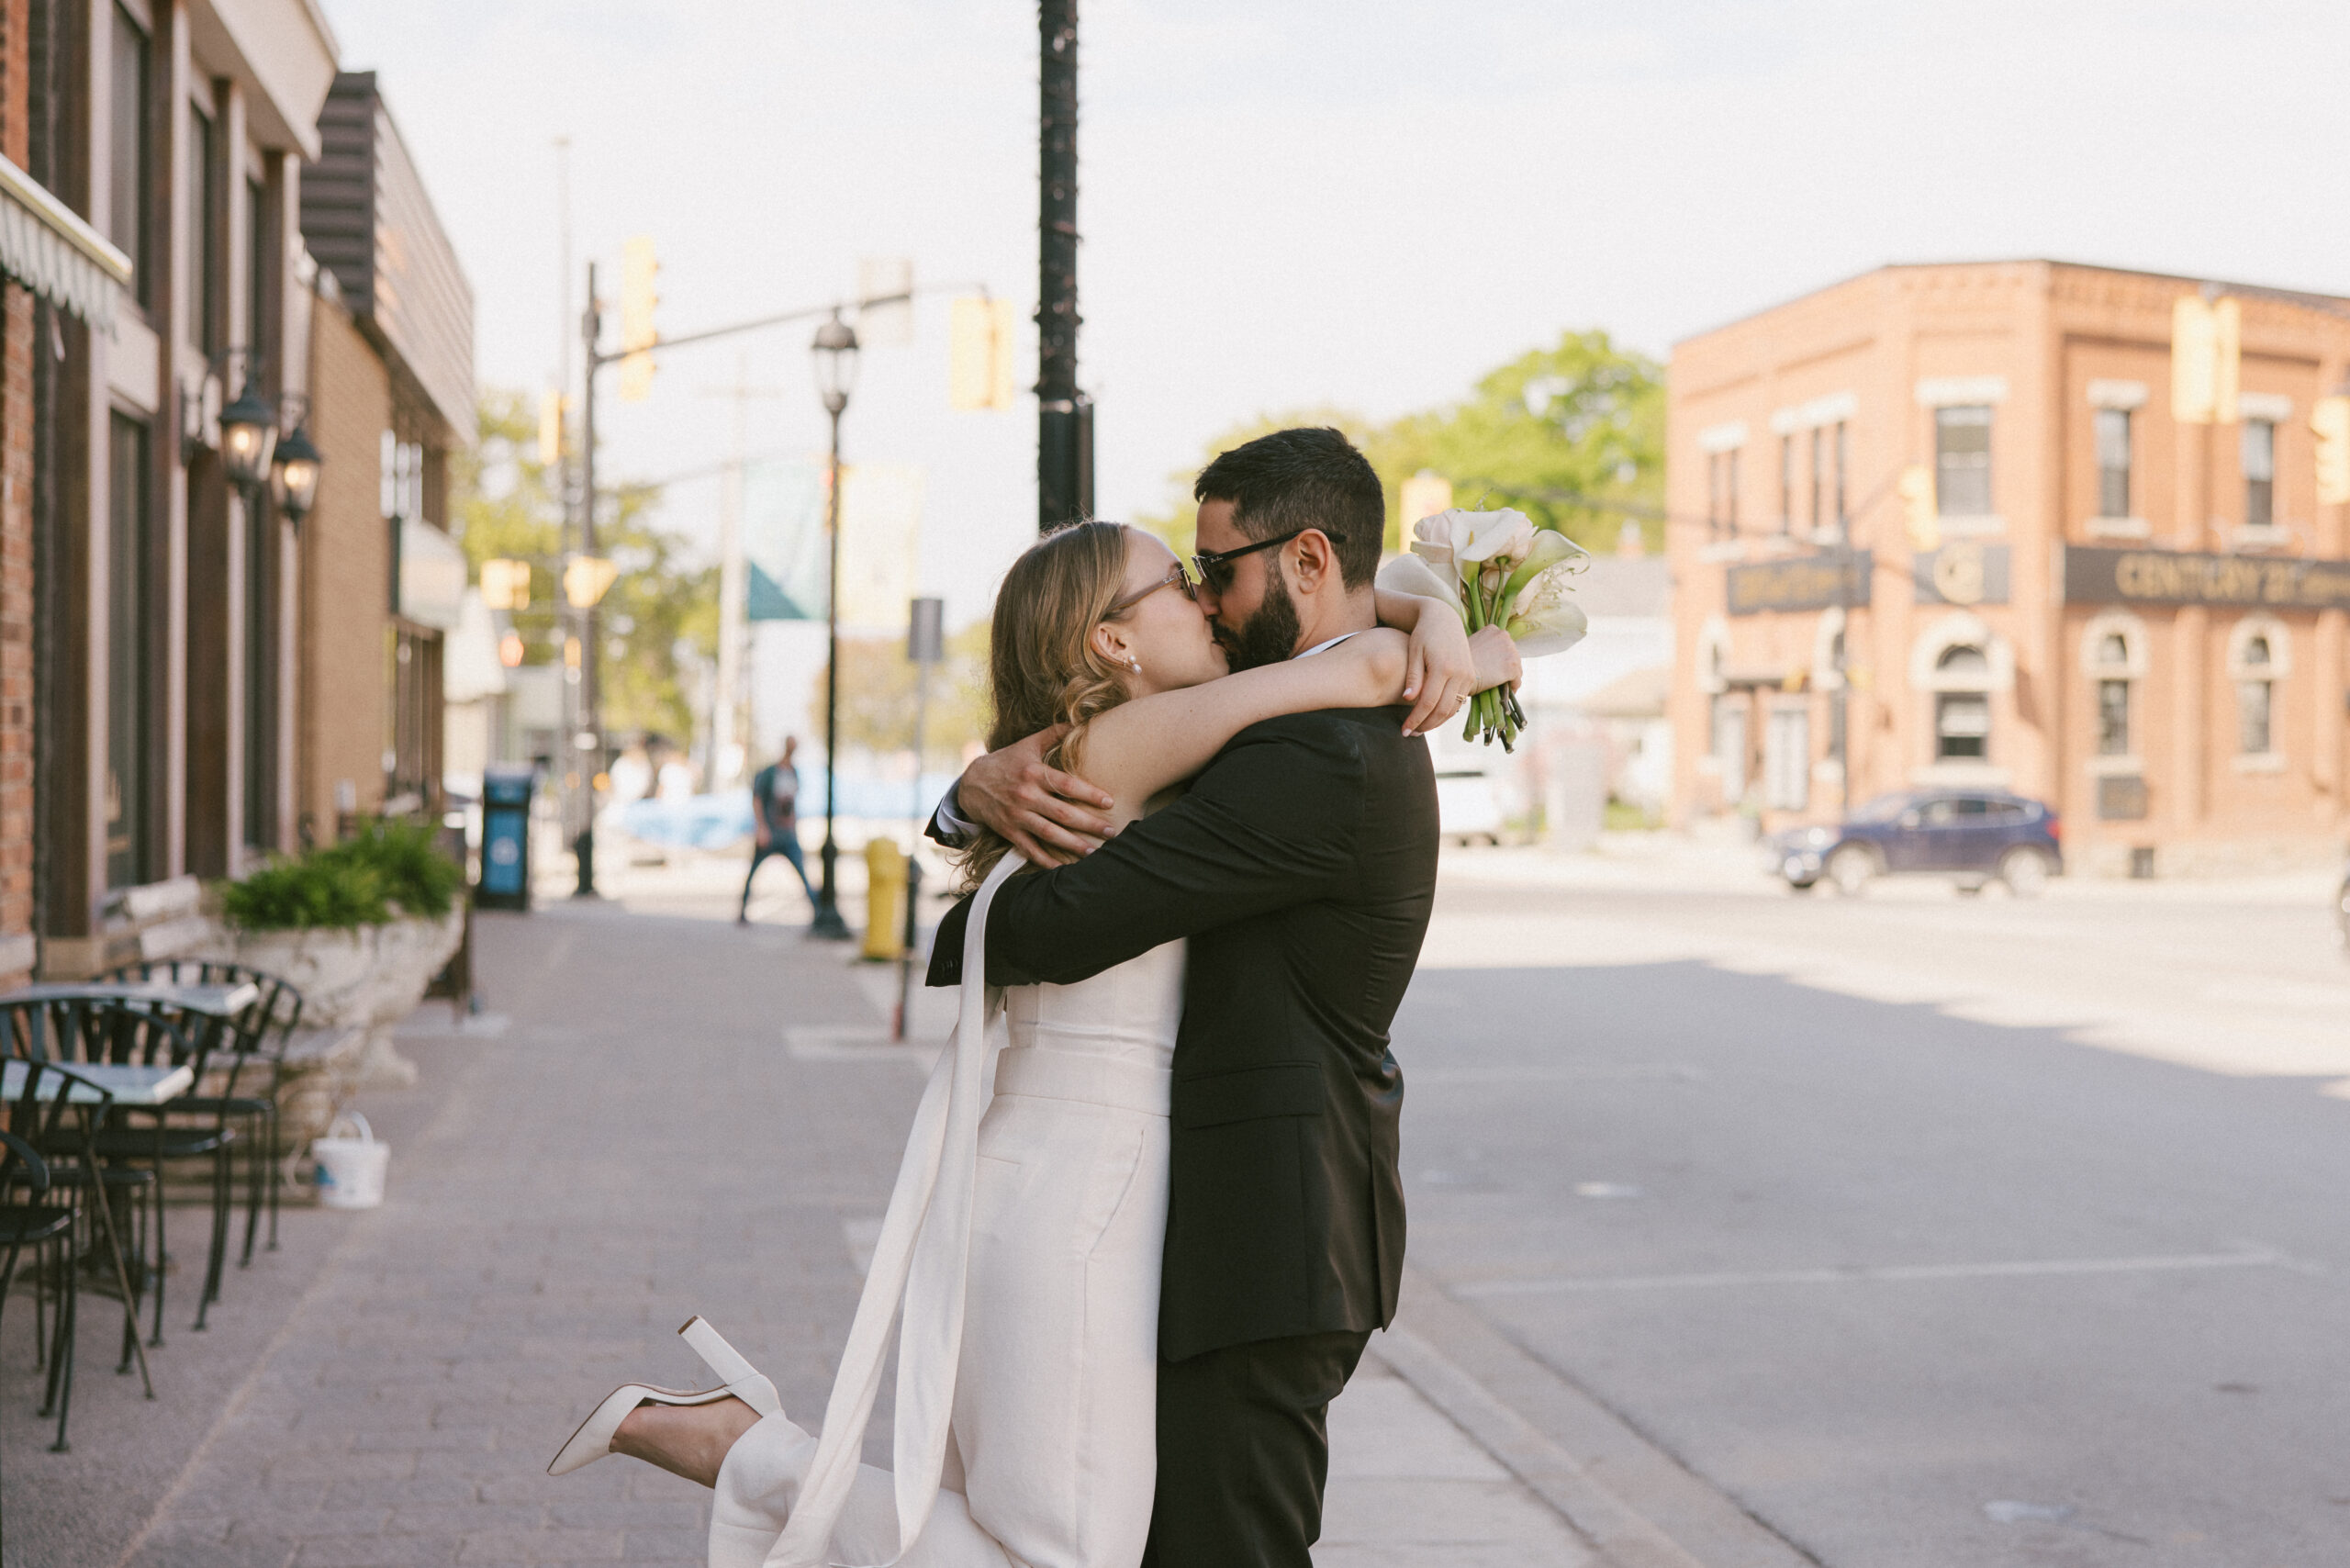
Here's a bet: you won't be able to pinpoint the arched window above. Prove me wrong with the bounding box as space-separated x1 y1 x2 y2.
1937 644 1989 679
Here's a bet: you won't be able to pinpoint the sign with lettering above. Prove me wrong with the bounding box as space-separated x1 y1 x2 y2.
1726 550 1872 616
2063 546 2350 610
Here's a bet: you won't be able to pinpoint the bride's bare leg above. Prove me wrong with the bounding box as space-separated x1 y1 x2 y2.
612 1396 762 1486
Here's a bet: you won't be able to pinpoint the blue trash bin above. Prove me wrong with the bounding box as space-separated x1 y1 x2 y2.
477 762 537 911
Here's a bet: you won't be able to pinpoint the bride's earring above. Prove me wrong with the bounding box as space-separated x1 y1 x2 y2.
1127 657 1141 674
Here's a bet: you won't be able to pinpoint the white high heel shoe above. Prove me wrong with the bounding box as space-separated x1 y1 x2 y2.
549 1316 783 1476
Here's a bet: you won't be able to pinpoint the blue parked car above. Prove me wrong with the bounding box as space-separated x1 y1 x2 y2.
1765 789 2063 896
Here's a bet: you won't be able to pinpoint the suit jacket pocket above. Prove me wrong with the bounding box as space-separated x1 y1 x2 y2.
1174 1062 1324 1128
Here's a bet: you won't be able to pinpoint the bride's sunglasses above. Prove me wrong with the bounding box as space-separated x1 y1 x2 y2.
1106 561 1199 617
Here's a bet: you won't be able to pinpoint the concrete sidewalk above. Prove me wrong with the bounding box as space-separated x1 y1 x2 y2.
32 858 1593 1567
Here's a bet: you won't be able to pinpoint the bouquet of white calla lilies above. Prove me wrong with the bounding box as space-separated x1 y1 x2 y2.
1378 506 1591 749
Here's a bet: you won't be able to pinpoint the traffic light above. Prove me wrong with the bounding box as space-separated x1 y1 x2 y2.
565 555 621 609
1898 464 1937 551
537 389 565 467
480 557 532 610
2314 395 2350 507
2171 294 2241 424
948 296 1017 411
619 236 658 403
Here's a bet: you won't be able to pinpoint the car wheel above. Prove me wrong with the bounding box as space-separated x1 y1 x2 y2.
1824 845 1877 896
1785 876 1817 894
1998 846 2053 897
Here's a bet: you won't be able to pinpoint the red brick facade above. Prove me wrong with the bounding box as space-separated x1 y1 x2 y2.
0 0 33 985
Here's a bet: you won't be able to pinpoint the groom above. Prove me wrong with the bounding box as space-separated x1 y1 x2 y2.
927 428 1507 1566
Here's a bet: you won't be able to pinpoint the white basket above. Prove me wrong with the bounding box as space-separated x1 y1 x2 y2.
311 1112 389 1210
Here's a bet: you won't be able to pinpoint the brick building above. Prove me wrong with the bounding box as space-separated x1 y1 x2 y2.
294 71 473 837
0 1 141 983
1669 261 2350 874
0 5 471 979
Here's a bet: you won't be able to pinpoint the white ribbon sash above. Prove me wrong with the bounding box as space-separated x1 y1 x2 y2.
765 854 1023 1568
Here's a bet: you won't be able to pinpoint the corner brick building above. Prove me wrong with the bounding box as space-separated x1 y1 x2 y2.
1669 261 2350 874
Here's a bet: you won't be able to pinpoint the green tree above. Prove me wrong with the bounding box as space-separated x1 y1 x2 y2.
1131 330 1665 561
1377 330 1664 551
451 389 717 744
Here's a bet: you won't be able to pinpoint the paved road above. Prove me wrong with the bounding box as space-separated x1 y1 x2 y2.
1403 850 2350 1565
17 840 2347 1565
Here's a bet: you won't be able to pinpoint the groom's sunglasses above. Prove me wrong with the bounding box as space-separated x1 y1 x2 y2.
1191 528 1348 595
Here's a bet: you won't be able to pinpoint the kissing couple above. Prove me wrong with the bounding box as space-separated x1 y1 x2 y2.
552 428 1521 1567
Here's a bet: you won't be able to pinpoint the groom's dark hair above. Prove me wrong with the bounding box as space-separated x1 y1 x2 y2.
1194 428 1384 589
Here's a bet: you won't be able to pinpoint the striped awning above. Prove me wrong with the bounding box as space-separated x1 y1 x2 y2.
0 153 130 330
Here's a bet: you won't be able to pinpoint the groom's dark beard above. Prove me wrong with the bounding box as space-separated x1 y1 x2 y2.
1215 570 1304 672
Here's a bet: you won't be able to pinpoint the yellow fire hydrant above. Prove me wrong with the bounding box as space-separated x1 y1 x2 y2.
862 840 907 961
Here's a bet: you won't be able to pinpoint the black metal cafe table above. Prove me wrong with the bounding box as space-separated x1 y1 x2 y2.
6 980 262 1019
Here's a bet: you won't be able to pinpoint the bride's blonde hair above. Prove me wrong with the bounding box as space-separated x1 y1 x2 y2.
957 520 1137 890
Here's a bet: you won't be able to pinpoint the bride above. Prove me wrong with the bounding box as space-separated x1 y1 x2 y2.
550 520 1494 1568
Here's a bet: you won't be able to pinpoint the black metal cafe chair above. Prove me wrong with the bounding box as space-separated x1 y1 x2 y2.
0 1081 71 1555
0 1000 163 1386
103 960 306 1262
0 1054 152 1457
78 1000 241 1337
0 994 233 1341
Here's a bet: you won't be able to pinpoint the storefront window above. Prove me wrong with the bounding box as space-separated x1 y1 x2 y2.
1711 694 1747 801
1764 706 1809 811
106 414 154 887
109 5 151 308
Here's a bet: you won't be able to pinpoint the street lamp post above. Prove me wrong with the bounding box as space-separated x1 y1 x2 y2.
808 312 859 940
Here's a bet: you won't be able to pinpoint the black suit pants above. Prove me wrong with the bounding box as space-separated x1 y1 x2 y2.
1141 1328 1371 1568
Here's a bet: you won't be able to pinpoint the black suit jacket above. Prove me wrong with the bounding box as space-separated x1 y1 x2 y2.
927 707 1438 1361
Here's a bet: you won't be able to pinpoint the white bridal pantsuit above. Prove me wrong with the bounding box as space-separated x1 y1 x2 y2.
711 855 1179 1568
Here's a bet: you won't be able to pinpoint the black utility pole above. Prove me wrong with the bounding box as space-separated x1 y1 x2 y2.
574 262 602 897
1037 0 1091 532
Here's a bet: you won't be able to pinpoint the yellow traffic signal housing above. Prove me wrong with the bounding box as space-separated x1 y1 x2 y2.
1898 464 1937 551
565 555 621 609
948 297 1017 411
2314 396 2350 507
619 236 658 403
480 557 532 610
537 390 565 467
2171 294 2241 424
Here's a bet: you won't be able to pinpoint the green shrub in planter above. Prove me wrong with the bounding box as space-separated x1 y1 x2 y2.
221 816 464 932
222 856 392 932
329 817 464 919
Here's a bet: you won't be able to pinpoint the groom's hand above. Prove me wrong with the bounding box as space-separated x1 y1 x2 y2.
1469 626 1524 696
961 725 1116 867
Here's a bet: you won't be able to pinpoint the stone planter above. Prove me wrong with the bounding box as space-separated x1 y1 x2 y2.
193 906 465 1149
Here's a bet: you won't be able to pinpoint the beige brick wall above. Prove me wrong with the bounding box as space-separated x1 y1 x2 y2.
298 289 391 840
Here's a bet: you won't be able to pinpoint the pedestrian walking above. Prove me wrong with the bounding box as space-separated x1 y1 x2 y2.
740 738 816 924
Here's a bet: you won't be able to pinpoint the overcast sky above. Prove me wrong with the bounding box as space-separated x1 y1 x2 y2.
321 0 2350 632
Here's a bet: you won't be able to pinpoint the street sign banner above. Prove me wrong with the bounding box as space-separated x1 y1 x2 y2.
1726 550 1872 615
2062 544 2350 610
744 461 828 621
